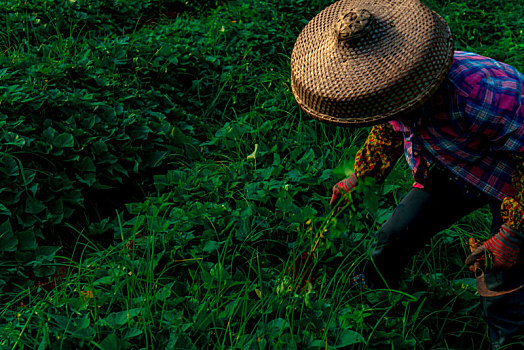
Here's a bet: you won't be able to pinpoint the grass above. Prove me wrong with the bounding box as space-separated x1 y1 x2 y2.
0 0 523 348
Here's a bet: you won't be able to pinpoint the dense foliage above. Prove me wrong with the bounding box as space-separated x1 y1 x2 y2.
0 0 523 348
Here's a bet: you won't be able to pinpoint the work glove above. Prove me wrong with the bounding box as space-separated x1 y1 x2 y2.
465 225 524 270
330 173 358 213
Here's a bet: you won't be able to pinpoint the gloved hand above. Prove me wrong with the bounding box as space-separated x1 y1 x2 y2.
465 225 524 270
330 173 358 212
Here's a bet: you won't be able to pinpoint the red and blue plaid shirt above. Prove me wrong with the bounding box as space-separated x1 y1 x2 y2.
389 51 524 201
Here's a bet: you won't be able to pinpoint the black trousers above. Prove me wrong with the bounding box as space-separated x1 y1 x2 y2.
363 165 524 348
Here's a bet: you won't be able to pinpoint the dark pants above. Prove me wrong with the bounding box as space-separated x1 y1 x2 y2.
363 166 524 348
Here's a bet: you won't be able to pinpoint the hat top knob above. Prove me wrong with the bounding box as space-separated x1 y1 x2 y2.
334 9 374 45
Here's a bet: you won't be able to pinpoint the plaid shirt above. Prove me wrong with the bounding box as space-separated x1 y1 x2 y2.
389 51 524 201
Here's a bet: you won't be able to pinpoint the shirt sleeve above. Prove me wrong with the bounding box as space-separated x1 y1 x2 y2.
501 154 524 232
354 123 404 183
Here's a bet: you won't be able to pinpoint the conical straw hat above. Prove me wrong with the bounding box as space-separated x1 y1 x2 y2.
290 0 453 126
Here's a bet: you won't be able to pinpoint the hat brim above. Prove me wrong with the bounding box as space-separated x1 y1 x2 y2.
290 0 454 126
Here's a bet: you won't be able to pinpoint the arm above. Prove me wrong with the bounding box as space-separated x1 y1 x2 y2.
354 122 404 183
467 155 524 270
488 155 524 269
500 155 524 233
331 123 403 207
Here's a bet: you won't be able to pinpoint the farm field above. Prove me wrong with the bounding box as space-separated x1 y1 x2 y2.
0 0 523 348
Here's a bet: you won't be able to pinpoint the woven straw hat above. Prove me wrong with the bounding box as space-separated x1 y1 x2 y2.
290 0 453 126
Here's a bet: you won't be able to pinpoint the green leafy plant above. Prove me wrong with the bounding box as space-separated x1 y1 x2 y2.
0 0 523 348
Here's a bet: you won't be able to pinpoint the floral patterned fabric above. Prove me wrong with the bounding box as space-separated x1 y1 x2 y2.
501 155 524 232
354 123 403 183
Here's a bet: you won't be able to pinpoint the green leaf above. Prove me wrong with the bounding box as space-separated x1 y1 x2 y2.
93 275 113 286
99 334 120 350
185 143 201 160
202 240 220 254
289 206 317 223
25 196 46 214
454 277 476 291
171 126 191 145
53 133 74 148
267 318 290 333
3 157 19 177
336 330 365 348
276 192 297 213
33 265 57 278
42 127 56 143
22 169 37 186
277 333 297 350
101 308 142 329
18 230 37 250
79 156 96 172
35 246 61 262
210 263 230 280
0 220 17 252
286 169 303 182
245 183 268 202
122 327 143 340
0 203 11 217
